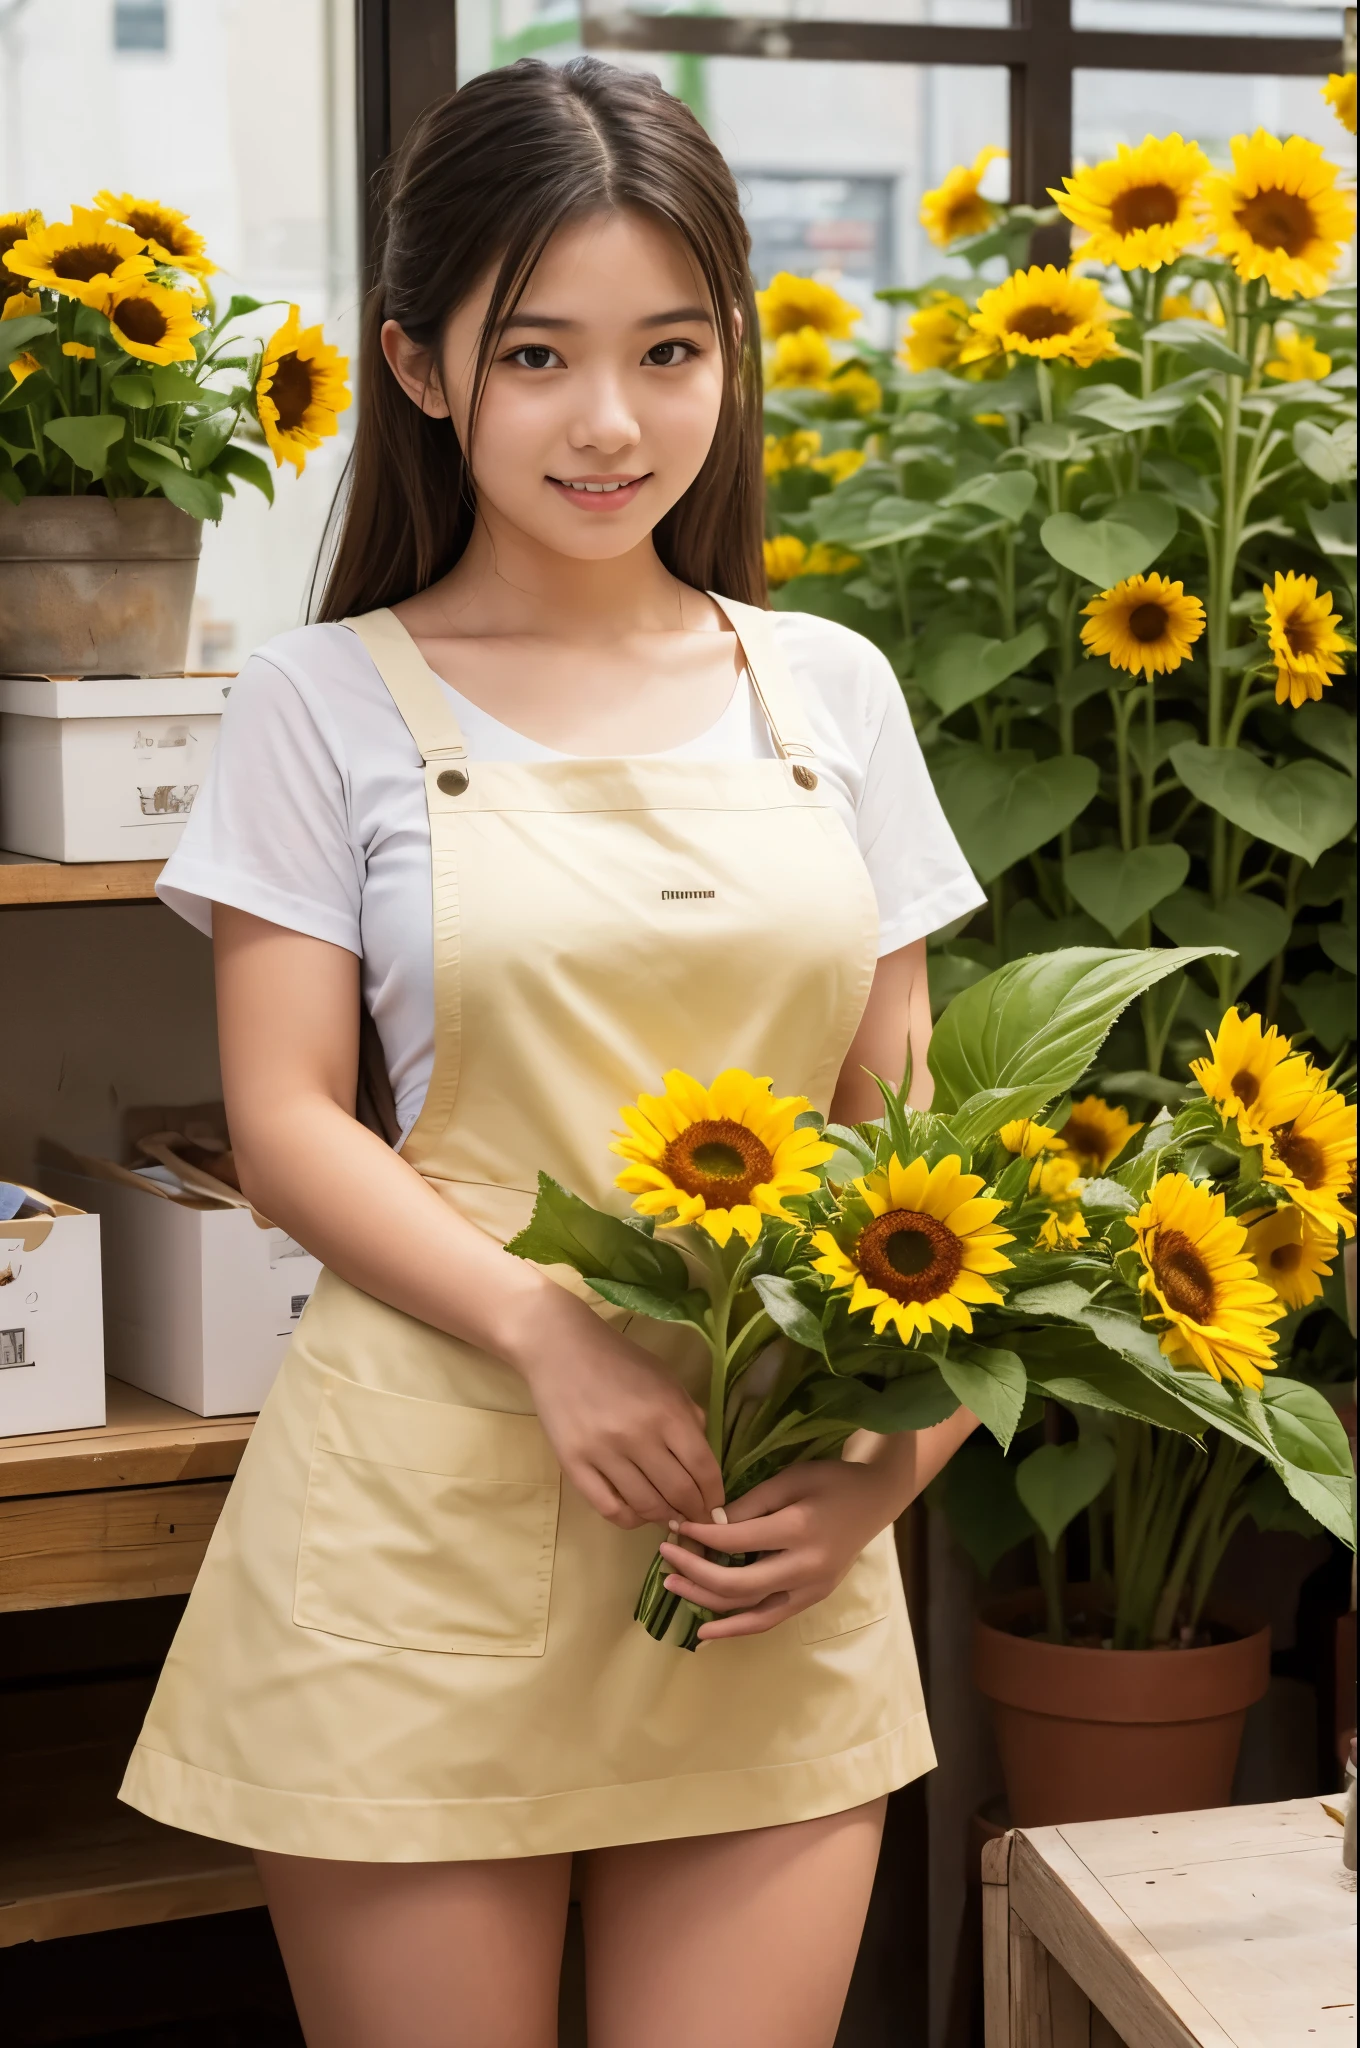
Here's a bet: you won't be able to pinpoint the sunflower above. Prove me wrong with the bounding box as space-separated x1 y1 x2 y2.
1059 1096 1141 1173
1263 572 1350 709
255 306 351 473
756 272 859 341
1081 574 1206 681
1037 1202 1090 1253
107 278 199 365
1244 1205 1336 1312
1190 1007 1319 1144
764 534 807 587
920 148 1007 249
1051 134 1210 272
61 341 96 360
811 1152 1014 1342
2 288 42 385
813 447 865 486
0 209 43 276
1030 1153 1090 1249
1159 289 1224 326
1264 327 1332 382
803 541 860 576
763 429 822 479
825 363 882 417
998 1118 1063 1159
1322 72 1357 136
1134 1173 1282 1389
92 191 215 280
3 206 152 309
1261 1086 1357 1240
1199 132 1355 300
611 1068 834 1249
767 325 833 389
901 290 974 374
960 266 1120 370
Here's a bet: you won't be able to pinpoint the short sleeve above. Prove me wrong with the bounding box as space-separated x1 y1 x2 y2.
155 649 364 954
857 664 987 953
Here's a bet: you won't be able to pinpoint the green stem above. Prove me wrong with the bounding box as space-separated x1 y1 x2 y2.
1037 1537 1066 1645
1110 686 1134 852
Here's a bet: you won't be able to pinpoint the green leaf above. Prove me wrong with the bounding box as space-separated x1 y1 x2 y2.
187 410 236 472
585 1277 705 1324
1023 420 1097 462
1143 455 1219 523
1040 492 1178 588
802 1368 959 1433
933 749 1098 883
1153 887 1290 997
1318 924 1356 975
211 443 274 504
1068 374 1211 434
1276 1465 1355 1547
928 945 1219 1116
1306 499 1355 560
1287 972 1356 1052
42 414 124 480
936 1342 1027 1451
1259 1376 1355 1478
1 315 55 357
915 622 1049 717
1242 1464 1321 1537
1144 318 1251 378
940 471 1038 523
1294 703 1356 779
220 294 265 322
1027 1346 1206 1434
126 443 220 520
941 1432 1035 1578
1015 1436 1116 1551
504 1172 692 1294
751 1273 828 1357
149 363 203 405
1063 845 1190 939
109 372 156 408
1170 744 1356 866
1293 418 1356 486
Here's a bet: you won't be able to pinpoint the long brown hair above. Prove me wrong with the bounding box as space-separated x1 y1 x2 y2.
317 58 765 621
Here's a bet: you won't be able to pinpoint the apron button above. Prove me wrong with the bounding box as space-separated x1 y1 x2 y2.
792 763 818 790
437 765 470 796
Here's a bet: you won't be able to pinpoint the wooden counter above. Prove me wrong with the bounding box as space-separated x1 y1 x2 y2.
0 854 165 907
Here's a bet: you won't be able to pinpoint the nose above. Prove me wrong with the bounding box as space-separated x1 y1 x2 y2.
566 367 641 459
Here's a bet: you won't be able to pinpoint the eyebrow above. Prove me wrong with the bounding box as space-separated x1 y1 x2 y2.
501 306 715 331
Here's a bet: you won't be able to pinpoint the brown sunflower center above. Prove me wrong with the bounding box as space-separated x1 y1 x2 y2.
1271 1121 1326 1189
0 226 24 263
1281 615 1319 657
1269 1242 1303 1275
945 194 991 235
661 1119 774 1208
856 1209 963 1305
1061 1117 1105 1162
1128 602 1170 643
1236 187 1315 256
125 209 180 252
52 240 123 283
267 351 314 431
1008 305 1077 342
1152 1226 1216 1323
114 296 168 346
1110 182 1180 235
1231 1069 1260 1108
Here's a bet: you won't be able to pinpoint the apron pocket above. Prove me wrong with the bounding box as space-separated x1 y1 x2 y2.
293 1379 560 1656
797 1528 895 1645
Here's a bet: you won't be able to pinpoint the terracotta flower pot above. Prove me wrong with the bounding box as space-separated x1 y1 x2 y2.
0 497 202 677
973 1586 1270 1827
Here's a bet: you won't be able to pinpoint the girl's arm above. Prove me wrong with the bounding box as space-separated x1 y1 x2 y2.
213 905 723 1527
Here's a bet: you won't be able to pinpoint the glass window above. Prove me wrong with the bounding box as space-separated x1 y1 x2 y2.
1 0 358 668
1073 0 1344 36
1075 66 1360 166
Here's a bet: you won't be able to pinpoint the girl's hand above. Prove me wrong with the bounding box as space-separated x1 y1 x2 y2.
514 1299 724 1532
657 1458 900 1643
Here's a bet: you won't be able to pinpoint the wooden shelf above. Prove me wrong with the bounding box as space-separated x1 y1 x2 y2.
0 1678 262 1948
0 854 165 907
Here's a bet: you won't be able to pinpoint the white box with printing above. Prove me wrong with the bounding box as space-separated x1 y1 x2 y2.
0 1187 105 1437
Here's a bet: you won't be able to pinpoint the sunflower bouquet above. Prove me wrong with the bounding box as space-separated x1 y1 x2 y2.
507 945 1355 1650
0 198 349 514
759 88 1356 1115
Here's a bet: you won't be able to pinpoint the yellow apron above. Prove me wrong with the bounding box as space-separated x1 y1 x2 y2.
120 597 935 1861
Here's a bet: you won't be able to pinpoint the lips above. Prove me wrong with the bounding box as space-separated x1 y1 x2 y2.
547 473 649 509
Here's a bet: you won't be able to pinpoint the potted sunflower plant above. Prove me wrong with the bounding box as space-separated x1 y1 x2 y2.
0 198 349 677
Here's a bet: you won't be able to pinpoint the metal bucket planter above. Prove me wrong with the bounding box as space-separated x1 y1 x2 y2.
0 497 203 677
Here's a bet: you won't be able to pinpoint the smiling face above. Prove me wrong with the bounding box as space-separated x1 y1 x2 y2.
383 209 731 568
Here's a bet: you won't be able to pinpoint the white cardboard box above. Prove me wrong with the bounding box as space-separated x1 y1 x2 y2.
0 1188 105 1437
41 1156 320 1417
0 674 230 862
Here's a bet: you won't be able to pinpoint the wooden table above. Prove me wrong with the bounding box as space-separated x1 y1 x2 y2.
0 1379 263 1944
0 852 165 908
983 1798 1356 2048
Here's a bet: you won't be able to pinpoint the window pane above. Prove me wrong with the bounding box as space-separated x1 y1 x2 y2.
1073 0 1344 34
474 0 1008 52
1075 66 1359 165
1 0 359 668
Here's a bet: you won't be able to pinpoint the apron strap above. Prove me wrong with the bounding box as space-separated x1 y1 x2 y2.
707 593 818 764
345 608 469 764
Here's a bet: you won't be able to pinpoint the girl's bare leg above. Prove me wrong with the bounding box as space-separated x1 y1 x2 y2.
255 1848 572 2048
579 1797 888 2048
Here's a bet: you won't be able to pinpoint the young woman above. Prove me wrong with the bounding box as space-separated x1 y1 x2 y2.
122 56 986 2048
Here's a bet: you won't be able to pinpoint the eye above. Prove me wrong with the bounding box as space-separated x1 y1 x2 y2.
506 344 563 370
643 339 699 367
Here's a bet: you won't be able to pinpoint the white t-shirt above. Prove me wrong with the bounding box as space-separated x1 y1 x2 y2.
159 612 984 1141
